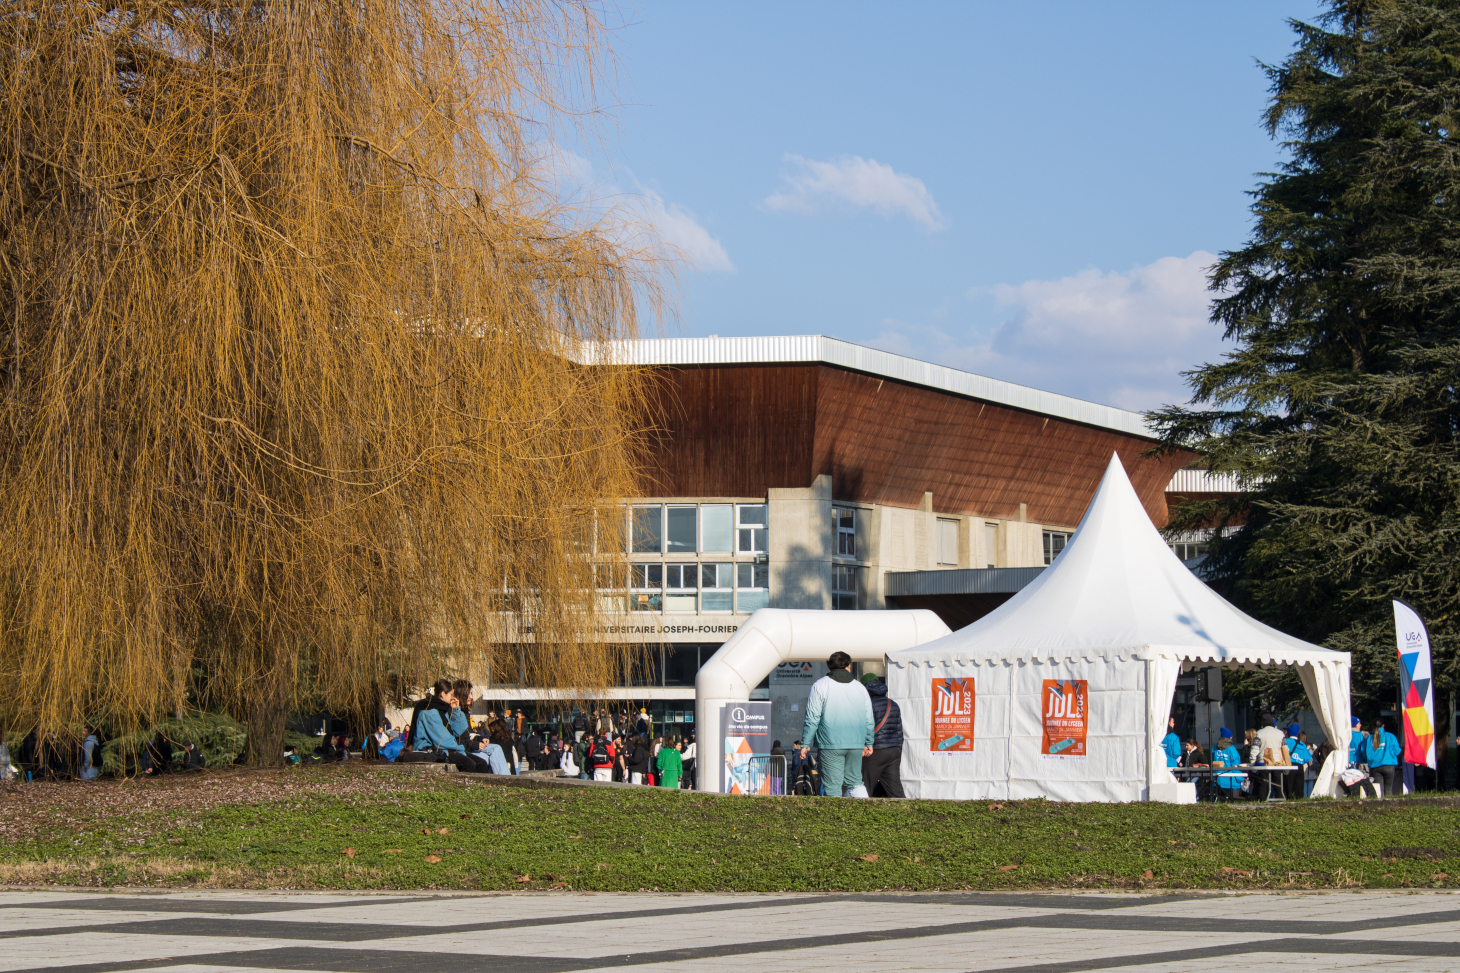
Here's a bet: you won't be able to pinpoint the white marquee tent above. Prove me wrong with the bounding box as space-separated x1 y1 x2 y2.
885 454 1353 803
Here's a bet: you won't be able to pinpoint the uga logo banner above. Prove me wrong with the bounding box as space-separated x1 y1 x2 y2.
1041 679 1088 760
931 677 975 752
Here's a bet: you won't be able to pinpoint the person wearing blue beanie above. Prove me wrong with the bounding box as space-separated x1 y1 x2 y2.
1211 728 1244 798
1348 715 1365 769
1284 723 1313 797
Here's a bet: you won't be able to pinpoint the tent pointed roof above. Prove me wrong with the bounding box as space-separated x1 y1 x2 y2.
890 453 1346 667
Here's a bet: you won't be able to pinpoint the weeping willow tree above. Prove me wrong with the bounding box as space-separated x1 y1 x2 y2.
0 1 653 764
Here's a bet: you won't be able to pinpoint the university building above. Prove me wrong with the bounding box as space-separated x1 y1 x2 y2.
479 335 1227 745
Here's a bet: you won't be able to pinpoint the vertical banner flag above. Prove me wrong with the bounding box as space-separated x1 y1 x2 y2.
930 678 975 752
1041 679 1088 759
1392 600 1437 769
721 701 772 794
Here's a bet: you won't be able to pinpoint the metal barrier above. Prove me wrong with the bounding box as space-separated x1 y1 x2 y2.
767 754 787 796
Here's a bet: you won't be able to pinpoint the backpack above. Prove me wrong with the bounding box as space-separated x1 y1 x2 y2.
591 739 610 765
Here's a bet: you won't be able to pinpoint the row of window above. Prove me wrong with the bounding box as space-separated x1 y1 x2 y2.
628 504 767 556
624 561 770 614
628 502 1074 569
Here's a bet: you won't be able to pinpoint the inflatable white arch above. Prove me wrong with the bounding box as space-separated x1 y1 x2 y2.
693 608 951 793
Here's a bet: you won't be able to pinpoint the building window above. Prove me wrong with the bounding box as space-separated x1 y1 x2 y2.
666 505 697 554
664 563 698 612
629 562 662 612
737 562 769 613
594 562 625 613
984 522 998 569
631 505 662 554
1171 541 1210 561
1042 530 1070 565
832 564 857 610
937 518 959 565
701 504 733 553
832 506 856 557
736 504 767 554
701 562 733 611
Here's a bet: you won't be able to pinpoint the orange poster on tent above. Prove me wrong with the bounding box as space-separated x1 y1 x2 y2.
1041 679 1088 759
931 677 975 752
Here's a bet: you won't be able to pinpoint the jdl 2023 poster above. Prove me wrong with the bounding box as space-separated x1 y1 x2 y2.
930 677 974 752
1041 679 1088 759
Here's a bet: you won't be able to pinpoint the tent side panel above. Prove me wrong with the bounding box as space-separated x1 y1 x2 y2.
890 660 1013 801
1007 658 1146 802
888 657 1149 803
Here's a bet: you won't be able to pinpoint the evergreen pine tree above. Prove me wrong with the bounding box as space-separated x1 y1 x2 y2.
1152 0 1460 715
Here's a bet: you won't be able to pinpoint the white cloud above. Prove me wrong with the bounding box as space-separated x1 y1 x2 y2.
869 252 1231 412
618 191 735 273
764 154 948 230
535 148 734 273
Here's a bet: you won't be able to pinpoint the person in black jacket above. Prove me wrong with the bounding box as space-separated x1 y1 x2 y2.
859 674 905 798
626 734 651 784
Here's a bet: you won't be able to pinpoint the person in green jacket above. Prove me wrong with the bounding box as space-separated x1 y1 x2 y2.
656 739 683 788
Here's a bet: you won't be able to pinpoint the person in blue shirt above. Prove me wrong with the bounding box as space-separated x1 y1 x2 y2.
410 686 481 773
1284 723 1314 797
1211 728 1245 799
1161 716 1182 768
1361 721 1403 798
1347 715 1364 769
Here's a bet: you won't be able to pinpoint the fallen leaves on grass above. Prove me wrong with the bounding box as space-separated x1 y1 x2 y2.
988 804 1003 811
998 864 1018 872
1221 867 1250 878
342 848 355 859
1141 870 1154 880
1434 873 1449 879
858 854 879 862
384 849 401 854
516 874 531 883
425 855 441 863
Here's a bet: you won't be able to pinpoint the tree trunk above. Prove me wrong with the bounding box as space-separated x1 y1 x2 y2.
243 694 289 768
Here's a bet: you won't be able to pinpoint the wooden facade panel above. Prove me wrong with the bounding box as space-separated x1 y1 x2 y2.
812 367 1188 527
637 363 1191 527
637 364 817 498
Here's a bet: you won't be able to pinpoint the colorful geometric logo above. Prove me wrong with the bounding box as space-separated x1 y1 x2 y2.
1394 601 1436 769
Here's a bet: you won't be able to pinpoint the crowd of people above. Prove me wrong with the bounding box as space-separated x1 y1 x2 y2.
1162 712 1408 799
369 679 700 788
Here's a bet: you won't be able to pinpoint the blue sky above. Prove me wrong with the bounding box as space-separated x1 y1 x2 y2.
573 1 1328 411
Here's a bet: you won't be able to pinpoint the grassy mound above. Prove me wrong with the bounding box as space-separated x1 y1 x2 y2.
3 767 1458 892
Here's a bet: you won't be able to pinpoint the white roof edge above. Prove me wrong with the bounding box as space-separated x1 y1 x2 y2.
590 335 1153 438
887 644 1351 666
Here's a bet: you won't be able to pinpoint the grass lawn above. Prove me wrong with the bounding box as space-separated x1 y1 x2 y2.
3 766 1458 892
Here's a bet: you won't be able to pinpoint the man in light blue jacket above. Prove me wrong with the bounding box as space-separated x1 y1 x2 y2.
799 652 874 798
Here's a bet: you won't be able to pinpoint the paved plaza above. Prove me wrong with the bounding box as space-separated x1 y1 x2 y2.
3 888 1460 972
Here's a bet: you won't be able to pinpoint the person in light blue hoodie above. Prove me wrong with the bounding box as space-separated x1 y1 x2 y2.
1348 715 1364 768
799 651 874 798
1161 716 1182 768
1211 728 1245 799
1361 720 1403 798
1284 723 1313 798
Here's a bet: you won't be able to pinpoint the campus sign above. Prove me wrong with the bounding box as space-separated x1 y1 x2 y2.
722 700 772 795
516 616 748 643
